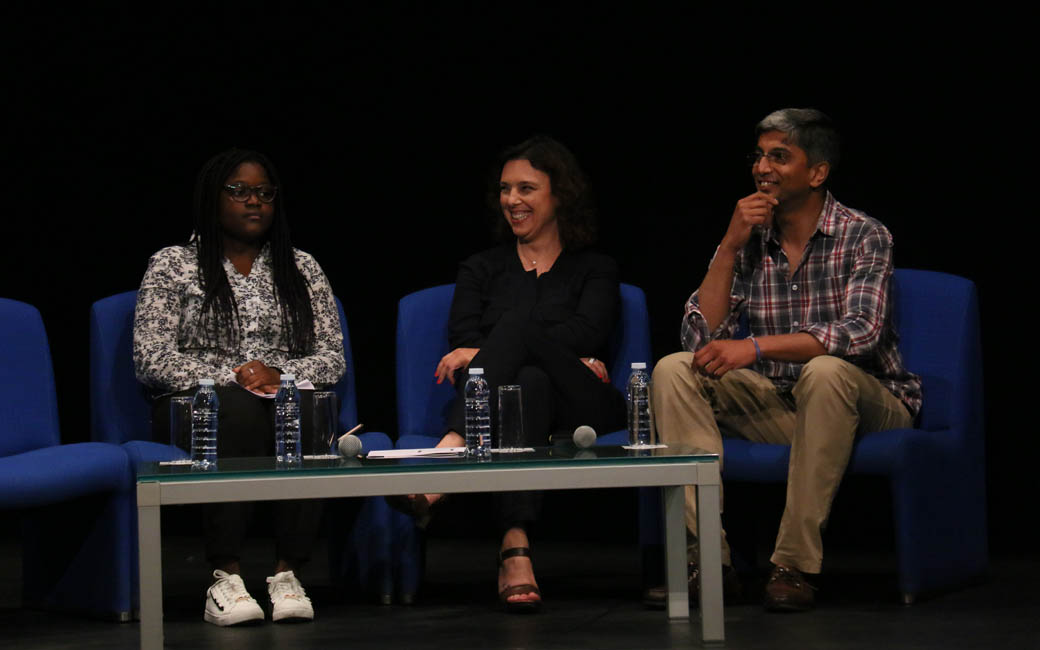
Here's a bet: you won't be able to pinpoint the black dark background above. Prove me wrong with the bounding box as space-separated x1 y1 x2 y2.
3 6 1029 556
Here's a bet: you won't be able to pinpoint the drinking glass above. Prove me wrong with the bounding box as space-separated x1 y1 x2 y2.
497 385 523 452
309 391 339 457
169 396 193 455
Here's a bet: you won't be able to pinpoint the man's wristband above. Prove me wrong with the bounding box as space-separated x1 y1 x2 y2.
748 335 762 362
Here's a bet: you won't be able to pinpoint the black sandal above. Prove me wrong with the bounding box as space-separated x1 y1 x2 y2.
498 547 542 613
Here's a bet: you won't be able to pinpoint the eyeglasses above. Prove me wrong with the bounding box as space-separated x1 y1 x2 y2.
746 149 792 167
223 183 278 203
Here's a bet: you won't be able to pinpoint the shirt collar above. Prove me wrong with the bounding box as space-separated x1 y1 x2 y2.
815 191 839 237
762 190 837 245
222 241 272 278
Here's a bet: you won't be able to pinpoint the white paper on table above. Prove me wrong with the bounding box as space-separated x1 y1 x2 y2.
366 447 467 459
621 443 669 450
233 378 316 398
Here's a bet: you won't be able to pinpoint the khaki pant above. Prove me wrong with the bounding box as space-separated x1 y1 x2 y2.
650 353 912 574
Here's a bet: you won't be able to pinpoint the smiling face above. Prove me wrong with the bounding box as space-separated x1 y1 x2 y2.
219 161 275 246
752 130 829 206
499 158 559 245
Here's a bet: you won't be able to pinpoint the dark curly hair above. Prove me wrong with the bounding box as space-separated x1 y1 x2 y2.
189 148 315 356
489 135 598 250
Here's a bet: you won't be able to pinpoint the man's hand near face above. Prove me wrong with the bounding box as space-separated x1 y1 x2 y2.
721 191 778 254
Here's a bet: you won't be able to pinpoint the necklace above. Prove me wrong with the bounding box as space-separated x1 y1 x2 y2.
517 241 560 273
517 243 538 270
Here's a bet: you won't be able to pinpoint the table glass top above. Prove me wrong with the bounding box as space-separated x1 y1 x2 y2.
137 444 717 483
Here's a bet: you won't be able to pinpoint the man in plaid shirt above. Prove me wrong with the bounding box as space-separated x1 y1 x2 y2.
651 108 921 612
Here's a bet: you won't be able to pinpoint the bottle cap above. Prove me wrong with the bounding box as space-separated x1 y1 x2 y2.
469 367 484 375
280 374 295 381
631 362 647 369
198 378 215 386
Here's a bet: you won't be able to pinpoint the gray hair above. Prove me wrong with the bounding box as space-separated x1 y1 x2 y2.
756 108 840 169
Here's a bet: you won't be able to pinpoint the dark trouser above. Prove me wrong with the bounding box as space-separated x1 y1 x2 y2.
446 314 626 534
152 386 323 567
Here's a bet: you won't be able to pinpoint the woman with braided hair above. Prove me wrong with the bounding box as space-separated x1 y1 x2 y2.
134 148 343 626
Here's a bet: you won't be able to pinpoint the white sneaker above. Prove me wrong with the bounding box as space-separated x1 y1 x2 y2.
266 570 314 622
204 570 265 626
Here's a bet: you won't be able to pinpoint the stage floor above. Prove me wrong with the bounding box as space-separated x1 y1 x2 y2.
1 533 1036 649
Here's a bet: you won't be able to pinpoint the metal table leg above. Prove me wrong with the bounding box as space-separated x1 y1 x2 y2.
663 484 690 619
137 482 164 650
696 477 725 643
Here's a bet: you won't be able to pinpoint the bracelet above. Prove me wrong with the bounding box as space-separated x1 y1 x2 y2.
748 335 762 362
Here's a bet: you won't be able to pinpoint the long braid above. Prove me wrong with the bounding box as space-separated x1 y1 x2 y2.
191 152 241 351
268 206 315 355
190 148 315 356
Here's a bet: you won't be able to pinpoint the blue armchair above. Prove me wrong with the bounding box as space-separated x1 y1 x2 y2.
391 283 654 602
721 269 987 601
89 290 394 605
0 298 136 619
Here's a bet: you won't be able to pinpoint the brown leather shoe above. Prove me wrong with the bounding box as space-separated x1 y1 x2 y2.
642 563 741 609
763 565 815 612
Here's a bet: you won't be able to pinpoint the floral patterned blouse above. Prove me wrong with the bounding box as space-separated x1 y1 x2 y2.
133 243 346 395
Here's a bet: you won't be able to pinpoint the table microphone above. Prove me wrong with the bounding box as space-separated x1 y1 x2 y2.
573 425 597 448
337 433 363 458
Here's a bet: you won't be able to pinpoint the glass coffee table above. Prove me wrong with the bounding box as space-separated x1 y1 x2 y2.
136 444 724 648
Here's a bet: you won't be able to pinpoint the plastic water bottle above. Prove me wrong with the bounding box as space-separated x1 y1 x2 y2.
191 379 219 470
275 374 302 465
464 368 491 460
627 362 652 446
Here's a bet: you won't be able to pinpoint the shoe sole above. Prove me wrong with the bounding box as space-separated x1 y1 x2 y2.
204 611 265 626
270 604 314 623
272 614 314 623
763 599 814 613
501 601 541 614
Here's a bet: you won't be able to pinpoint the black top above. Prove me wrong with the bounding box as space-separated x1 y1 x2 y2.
448 244 620 357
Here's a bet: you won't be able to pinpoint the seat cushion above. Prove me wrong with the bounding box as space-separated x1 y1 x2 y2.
123 440 188 469
0 442 131 509
722 438 791 482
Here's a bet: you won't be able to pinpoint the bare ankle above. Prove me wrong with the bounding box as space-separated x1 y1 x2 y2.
501 527 530 551
215 561 241 576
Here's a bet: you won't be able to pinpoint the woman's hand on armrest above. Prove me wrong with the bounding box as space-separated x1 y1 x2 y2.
580 357 610 383
434 347 479 386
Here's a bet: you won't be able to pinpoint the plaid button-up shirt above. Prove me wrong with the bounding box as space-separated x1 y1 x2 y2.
681 192 922 417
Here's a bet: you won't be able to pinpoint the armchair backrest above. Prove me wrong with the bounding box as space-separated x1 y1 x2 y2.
89 292 151 444
609 283 654 394
89 290 359 443
891 269 983 450
331 298 360 432
0 298 61 456
395 283 652 437
395 285 456 438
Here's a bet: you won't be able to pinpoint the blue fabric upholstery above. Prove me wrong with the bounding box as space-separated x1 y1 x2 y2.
0 298 135 619
89 290 393 605
0 444 130 509
89 291 184 467
720 269 987 598
391 283 655 600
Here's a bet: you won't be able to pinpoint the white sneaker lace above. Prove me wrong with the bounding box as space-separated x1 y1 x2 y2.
213 570 255 605
267 571 309 603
